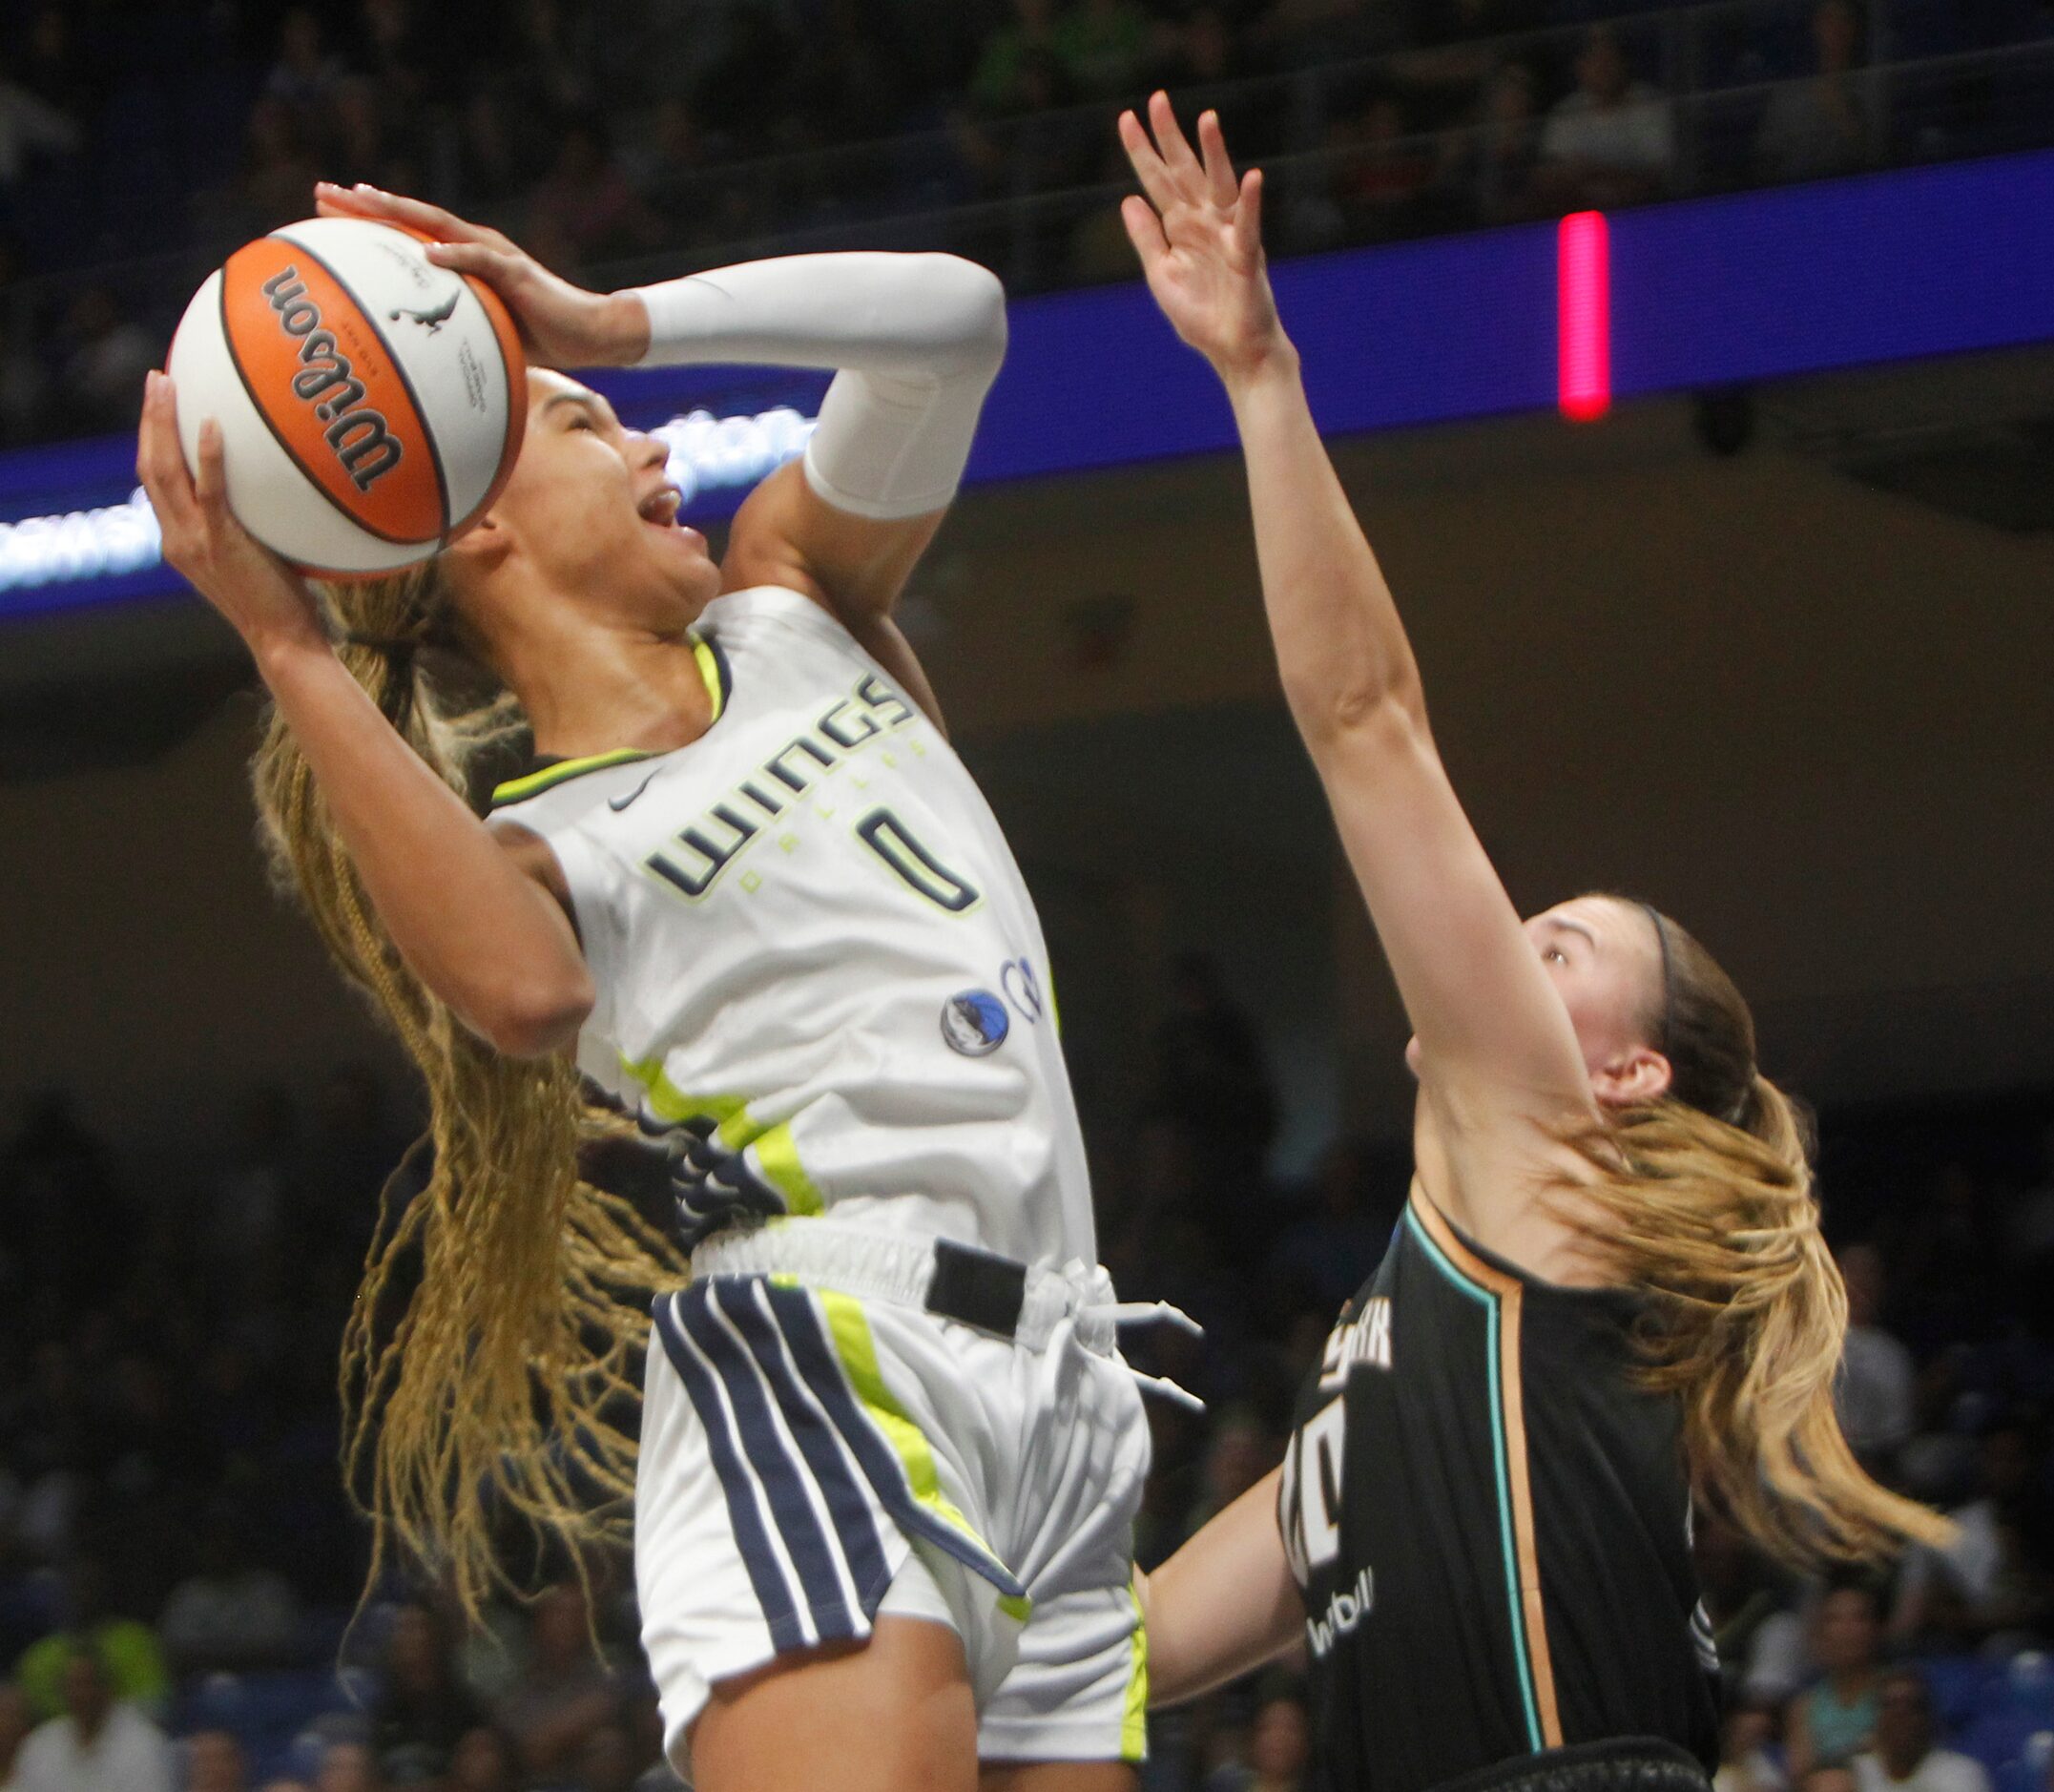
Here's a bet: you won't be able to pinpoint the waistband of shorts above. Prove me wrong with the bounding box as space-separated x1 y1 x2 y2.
1433 1739 1712 1792
689 1217 1122 1354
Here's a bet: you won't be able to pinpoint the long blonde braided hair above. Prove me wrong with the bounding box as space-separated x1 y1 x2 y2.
250 559 685 1619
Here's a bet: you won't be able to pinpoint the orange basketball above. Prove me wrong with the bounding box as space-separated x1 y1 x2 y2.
165 218 527 577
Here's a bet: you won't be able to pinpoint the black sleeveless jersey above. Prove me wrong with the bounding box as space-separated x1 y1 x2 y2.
1277 1189 1720 1792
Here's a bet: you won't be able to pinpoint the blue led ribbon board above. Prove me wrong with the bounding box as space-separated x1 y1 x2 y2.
5 149 2050 621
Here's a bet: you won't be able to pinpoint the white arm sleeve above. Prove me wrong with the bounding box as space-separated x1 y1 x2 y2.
629 252 1007 520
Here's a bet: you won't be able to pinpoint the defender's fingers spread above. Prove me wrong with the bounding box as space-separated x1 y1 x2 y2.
1118 110 1177 212
1149 90 1203 180
1199 110 1239 207
1121 195 1171 268
1239 167 1266 246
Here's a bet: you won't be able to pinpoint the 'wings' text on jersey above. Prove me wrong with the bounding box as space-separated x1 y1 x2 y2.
489 585 1099 1272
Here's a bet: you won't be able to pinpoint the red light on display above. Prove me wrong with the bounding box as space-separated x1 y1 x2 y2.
1557 211 1611 422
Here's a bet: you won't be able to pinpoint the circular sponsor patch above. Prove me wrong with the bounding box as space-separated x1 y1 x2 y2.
941 990 1010 1056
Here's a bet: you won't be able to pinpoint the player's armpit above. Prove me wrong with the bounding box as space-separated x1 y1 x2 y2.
721 458 946 626
491 821 581 942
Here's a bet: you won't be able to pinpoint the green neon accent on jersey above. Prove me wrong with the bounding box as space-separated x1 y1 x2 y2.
1403 1206 1543 1753
692 634 726 721
753 1122 824 1216
1122 1584 1150 1761
617 1055 822 1217
491 748 656 806
998 1592 1033 1624
816 1289 1019 1594
490 632 722 809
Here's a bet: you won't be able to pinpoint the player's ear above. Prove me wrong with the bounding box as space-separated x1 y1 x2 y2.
444 509 510 575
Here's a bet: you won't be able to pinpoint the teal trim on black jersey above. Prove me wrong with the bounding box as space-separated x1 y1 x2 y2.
1402 1202 1546 1753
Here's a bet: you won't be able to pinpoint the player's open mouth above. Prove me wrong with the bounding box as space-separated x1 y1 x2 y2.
637 485 683 529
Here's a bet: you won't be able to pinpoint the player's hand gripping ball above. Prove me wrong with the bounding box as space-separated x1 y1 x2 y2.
164 218 527 576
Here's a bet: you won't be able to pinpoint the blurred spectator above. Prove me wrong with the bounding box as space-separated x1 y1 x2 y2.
183 1733 246 1792
53 286 152 435
1803 1770 1861 1792
372 1605 480 1786
239 99 322 234
0 307 47 447
1458 60 1547 223
1 1095 129 1327
10 1648 171 1792
1055 0 1154 100
492 1586 622 1780
1206 1680 1311 1792
969 0 1071 117
1881 1162 1998 1356
3 1685 32 1791
14 1561 169 1725
1891 1414 2054 1650
156 1506 300 1677
262 9 347 132
443 1729 516 1792
571 1723 641 1792
0 52 81 188
1715 1705 1789 1792
1853 1670 1991 1792
1176 1407 1279 1547
2002 1121 2054 1293
1266 1136 1392 1323
1695 1513 1809 1709
1327 92 1440 240
11 9 95 121
1785 1577 1887 1780
524 123 662 275
1151 953 1279 1249
1757 0 1873 182
200 1089 298 1284
1835 1243 1916 1475
1534 27 1675 210
311 1742 378 1792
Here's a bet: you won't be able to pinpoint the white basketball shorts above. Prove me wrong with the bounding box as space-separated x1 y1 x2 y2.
634 1267 1152 1773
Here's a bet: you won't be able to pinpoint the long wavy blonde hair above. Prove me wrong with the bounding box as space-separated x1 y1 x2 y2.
1563 899 1951 1568
250 559 685 1619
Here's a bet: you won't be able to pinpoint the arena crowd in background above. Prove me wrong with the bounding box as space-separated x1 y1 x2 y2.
3 0 2054 447
3 956 2052 1792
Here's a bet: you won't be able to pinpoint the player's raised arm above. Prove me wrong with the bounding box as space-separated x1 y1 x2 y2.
137 372 593 1058
1118 97 1599 1250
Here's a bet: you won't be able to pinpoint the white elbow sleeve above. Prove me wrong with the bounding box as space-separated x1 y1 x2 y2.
631 253 1006 520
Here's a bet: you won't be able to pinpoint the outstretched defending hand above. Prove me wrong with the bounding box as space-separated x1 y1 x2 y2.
1117 94 1287 383
313 181 650 369
136 369 325 657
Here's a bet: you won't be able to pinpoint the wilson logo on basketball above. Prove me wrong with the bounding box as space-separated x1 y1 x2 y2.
259 265 404 493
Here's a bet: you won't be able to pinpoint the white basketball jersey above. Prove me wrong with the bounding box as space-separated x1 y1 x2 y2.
490 585 1096 1272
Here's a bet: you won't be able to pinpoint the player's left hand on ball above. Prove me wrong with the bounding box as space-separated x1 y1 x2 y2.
313 181 649 369
1118 95 1287 382
137 370 324 656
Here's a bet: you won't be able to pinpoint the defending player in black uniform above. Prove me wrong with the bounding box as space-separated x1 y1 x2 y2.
1113 97 1952 1792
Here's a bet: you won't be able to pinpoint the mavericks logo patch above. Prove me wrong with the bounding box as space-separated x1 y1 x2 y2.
941 990 1009 1056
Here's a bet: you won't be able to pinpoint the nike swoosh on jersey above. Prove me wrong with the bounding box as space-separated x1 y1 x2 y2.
610 771 661 812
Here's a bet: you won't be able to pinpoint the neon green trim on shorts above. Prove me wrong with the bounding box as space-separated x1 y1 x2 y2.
816 1289 1018 1594
1122 1584 1150 1762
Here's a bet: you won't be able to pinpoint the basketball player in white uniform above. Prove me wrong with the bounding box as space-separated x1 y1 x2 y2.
137 184 1179 1792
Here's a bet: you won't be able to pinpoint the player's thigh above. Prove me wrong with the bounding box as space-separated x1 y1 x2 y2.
690 1614 980 1792
980 1763 1139 1792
